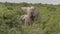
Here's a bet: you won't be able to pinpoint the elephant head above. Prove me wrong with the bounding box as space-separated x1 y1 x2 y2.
20 15 32 25
21 6 39 21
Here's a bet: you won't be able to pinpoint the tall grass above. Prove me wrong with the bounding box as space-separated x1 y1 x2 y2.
0 2 60 34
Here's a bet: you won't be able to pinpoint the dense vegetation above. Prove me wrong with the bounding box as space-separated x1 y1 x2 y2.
0 2 60 34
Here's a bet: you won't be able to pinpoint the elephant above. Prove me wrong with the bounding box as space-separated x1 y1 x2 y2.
21 6 39 21
20 14 32 25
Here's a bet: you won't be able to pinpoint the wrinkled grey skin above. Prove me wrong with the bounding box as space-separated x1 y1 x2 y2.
21 6 39 21
20 15 32 25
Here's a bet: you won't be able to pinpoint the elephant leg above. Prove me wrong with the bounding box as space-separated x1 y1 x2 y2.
34 15 38 21
24 19 29 25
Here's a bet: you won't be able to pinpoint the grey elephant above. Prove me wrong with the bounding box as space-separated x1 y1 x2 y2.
21 6 39 21
20 14 32 25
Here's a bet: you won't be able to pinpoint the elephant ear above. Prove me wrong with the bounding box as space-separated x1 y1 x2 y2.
21 7 27 11
32 7 39 16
